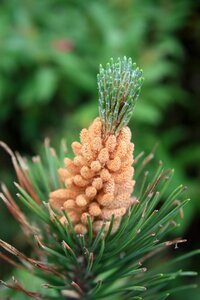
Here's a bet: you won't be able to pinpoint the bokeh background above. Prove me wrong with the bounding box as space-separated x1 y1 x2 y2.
0 0 199 299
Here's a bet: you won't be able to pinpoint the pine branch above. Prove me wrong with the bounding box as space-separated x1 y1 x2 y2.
0 58 199 300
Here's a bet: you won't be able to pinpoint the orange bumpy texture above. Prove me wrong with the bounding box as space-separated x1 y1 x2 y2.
49 118 136 235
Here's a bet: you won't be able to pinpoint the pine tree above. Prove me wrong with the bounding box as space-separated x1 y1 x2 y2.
0 57 199 300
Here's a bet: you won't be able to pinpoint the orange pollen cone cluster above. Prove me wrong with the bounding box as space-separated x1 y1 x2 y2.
49 117 136 235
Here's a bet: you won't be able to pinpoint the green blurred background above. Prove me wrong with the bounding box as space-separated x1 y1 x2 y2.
0 0 199 298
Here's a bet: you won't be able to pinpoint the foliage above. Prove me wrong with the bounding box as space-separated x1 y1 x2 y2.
0 0 191 137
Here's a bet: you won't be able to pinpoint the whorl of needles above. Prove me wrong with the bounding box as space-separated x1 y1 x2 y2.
97 56 144 136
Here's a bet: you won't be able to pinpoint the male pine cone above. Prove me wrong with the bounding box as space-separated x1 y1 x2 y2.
50 118 135 234
49 57 143 235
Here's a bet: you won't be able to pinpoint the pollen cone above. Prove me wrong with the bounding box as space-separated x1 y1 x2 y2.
49 118 136 234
